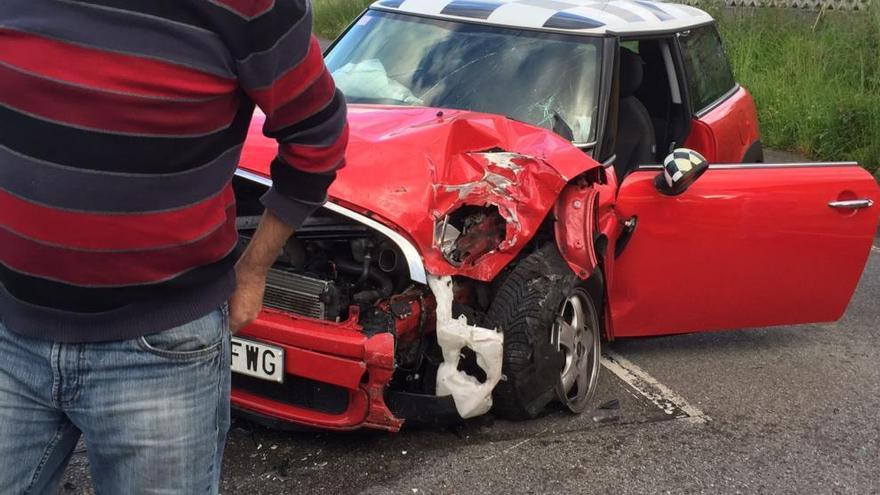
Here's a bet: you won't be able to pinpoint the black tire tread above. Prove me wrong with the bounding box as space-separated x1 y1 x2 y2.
488 244 576 420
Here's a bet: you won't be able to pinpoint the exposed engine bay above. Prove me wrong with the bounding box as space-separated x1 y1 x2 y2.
233 174 511 422
237 209 409 324
235 175 416 324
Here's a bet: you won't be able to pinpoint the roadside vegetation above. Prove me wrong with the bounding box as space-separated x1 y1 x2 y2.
313 0 373 41
715 4 880 178
313 0 880 178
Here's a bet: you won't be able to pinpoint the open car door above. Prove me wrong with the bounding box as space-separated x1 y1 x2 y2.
610 161 880 338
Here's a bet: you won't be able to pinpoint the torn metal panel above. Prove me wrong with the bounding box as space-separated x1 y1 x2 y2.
240 105 603 282
426 149 570 280
427 275 503 419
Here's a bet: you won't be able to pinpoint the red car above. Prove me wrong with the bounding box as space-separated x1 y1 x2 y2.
230 0 880 431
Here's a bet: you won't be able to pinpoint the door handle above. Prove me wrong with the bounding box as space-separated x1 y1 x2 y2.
828 199 874 209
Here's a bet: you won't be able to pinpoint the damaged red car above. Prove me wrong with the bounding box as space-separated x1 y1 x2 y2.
230 0 880 431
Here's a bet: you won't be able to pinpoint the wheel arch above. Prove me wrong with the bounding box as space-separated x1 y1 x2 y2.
553 182 602 280
551 179 614 342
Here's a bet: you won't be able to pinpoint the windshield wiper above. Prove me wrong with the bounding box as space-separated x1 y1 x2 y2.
552 112 575 141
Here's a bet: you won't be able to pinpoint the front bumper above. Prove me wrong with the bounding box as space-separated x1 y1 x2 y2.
230 307 404 432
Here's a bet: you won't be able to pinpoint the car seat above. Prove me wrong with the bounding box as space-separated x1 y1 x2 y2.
614 48 657 182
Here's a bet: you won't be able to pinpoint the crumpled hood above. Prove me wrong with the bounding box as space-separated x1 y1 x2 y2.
240 104 601 280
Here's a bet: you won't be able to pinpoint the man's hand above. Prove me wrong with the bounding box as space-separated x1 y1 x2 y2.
229 265 267 334
228 211 295 334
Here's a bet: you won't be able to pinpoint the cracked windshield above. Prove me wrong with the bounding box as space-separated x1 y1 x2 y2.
326 10 602 143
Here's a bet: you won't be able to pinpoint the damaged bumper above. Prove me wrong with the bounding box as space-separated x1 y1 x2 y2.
231 309 404 432
231 279 503 431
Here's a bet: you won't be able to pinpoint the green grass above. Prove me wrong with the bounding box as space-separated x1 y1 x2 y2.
313 0 880 178
313 0 373 40
714 4 880 178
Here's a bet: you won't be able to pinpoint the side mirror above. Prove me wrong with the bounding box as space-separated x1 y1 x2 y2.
654 148 709 196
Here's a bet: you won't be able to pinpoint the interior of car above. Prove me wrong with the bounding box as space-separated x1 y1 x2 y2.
613 38 691 182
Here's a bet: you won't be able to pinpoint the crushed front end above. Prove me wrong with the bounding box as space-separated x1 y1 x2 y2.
231 172 450 432
229 161 547 431
230 105 603 432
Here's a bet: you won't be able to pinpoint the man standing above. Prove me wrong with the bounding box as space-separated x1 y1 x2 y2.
0 0 347 493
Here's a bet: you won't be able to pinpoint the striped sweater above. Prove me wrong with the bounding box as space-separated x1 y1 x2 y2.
0 0 348 342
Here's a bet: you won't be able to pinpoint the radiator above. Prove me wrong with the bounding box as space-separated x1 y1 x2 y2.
263 269 330 320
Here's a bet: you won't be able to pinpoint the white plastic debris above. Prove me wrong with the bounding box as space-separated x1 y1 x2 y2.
427 275 504 419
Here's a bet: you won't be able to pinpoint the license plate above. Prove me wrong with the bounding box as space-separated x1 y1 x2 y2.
231 337 285 383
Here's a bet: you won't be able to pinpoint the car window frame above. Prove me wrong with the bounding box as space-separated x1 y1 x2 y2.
329 7 612 150
676 23 738 118
602 33 693 174
592 36 619 163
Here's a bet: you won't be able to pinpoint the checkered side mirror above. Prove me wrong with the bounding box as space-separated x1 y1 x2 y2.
654 148 710 196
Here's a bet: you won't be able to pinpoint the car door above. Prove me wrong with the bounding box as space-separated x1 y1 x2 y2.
678 25 762 164
609 162 879 338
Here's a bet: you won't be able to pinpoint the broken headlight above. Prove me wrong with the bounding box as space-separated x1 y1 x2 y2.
435 205 507 267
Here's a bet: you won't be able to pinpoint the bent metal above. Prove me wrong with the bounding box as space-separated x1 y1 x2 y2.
228 0 880 431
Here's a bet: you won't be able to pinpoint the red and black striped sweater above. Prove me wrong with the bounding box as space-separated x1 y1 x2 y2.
0 0 348 342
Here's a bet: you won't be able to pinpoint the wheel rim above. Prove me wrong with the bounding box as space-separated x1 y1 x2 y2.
551 288 601 413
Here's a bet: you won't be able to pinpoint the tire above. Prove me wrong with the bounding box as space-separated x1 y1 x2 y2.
743 140 764 163
488 244 603 420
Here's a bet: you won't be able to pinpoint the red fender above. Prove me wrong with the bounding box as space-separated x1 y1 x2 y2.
553 184 600 280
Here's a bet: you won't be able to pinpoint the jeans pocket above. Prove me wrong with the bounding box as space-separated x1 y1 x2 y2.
137 307 227 361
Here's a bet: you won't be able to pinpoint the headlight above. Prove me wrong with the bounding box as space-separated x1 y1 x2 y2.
435 205 507 266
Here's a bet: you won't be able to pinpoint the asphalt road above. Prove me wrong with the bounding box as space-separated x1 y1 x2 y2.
60 234 880 494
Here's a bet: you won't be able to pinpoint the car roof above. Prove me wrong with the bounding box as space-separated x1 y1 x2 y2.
370 0 714 36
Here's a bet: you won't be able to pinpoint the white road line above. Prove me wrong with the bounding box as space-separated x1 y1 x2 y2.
481 437 536 462
481 425 552 462
601 350 711 424
872 245 880 253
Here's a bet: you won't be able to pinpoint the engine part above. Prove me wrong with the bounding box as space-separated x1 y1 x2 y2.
263 269 339 320
378 247 399 273
388 296 431 372
356 252 372 285
335 258 394 304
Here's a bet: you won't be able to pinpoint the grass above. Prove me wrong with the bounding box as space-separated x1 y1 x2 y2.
714 3 880 178
313 0 373 40
313 0 880 178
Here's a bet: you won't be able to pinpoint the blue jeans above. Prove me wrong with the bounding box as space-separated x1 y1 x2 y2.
0 307 231 495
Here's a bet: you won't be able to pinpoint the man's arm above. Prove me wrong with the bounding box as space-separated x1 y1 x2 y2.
223 0 348 332
229 211 293 332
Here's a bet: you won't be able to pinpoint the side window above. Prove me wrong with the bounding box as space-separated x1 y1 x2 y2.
679 25 736 113
620 40 639 54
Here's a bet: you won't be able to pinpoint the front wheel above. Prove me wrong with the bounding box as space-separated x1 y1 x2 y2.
553 288 601 413
488 244 603 420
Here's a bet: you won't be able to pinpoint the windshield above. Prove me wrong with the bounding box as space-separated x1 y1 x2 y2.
325 10 604 143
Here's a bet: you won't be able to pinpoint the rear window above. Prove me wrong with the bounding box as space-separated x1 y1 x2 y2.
679 25 736 112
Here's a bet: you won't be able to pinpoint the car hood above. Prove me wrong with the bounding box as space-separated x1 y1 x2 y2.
239 104 601 280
